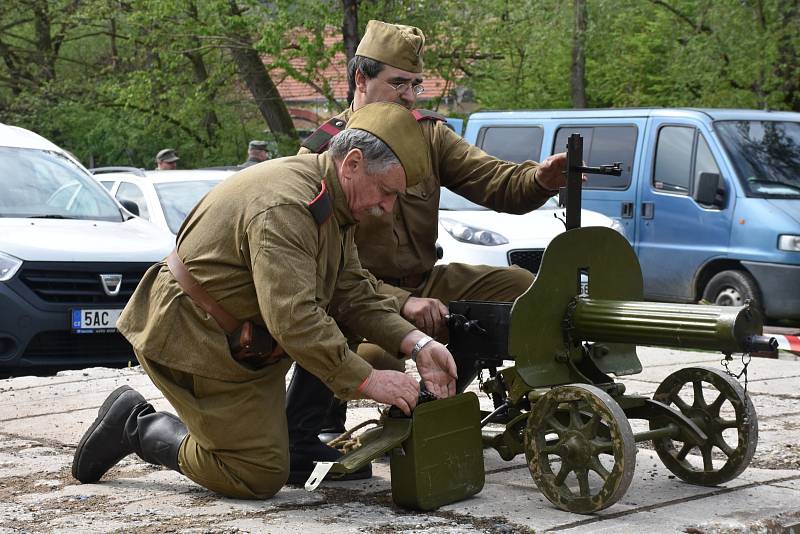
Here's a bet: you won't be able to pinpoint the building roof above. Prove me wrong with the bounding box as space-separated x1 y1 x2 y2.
274 33 451 104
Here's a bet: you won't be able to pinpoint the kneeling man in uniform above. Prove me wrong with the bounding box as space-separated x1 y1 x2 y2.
71 102 457 500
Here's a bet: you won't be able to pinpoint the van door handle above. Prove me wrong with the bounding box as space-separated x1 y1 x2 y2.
621 202 634 219
641 202 654 219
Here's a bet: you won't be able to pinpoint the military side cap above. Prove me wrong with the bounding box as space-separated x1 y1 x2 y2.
156 148 179 162
249 140 268 151
355 20 425 73
347 102 429 188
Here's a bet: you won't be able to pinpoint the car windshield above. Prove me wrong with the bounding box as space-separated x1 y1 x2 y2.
0 147 122 220
439 187 559 210
155 180 222 234
714 120 800 198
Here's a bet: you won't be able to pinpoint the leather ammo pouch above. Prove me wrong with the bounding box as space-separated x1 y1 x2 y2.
227 320 278 361
166 250 283 366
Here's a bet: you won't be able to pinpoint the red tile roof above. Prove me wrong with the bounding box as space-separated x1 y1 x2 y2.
274 33 450 104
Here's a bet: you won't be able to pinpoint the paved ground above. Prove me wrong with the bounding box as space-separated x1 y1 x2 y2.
1 347 799 533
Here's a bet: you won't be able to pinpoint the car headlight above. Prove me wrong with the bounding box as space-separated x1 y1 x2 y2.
440 217 509 246
778 235 800 252
0 251 22 282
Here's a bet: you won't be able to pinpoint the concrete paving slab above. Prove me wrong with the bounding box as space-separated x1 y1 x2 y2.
1 347 798 533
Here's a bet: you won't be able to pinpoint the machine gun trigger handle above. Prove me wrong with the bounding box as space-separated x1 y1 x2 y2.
447 313 487 335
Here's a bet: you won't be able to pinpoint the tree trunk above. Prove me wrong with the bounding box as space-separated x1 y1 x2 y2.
227 1 298 154
184 47 222 142
775 0 799 111
229 44 298 154
342 0 360 105
32 0 56 81
571 0 587 108
184 1 221 142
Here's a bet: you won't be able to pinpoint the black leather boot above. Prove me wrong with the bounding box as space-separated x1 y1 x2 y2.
72 386 188 483
318 398 348 444
285 365 371 484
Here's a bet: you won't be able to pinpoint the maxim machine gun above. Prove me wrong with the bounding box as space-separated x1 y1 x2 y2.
307 134 777 514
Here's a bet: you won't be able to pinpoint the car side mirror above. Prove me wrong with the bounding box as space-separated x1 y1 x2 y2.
120 200 140 217
694 172 724 208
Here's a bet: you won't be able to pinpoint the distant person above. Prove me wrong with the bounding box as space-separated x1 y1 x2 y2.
155 148 179 170
239 140 270 168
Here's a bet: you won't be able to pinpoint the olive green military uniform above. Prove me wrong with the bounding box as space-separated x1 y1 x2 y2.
118 153 417 499
300 109 555 369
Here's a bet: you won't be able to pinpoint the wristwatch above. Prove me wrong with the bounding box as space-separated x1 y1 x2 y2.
411 335 434 362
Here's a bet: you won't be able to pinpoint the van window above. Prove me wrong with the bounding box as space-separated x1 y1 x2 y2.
694 135 721 194
553 126 637 189
477 126 543 163
715 120 800 198
654 126 694 193
116 182 150 220
654 126 721 197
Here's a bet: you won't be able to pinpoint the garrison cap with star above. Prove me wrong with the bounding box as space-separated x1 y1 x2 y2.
355 20 425 73
155 148 179 162
346 102 430 188
249 140 268 151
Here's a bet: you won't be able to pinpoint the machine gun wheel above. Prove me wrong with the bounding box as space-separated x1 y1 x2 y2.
524 384 636 513
651 366 758 486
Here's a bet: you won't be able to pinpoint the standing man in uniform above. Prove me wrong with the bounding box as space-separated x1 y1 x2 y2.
286 20 569 481
239 140 270 168
155 148 179 170
70 102 457 500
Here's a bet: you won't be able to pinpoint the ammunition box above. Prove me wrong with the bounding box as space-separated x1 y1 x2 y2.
389 392 485 510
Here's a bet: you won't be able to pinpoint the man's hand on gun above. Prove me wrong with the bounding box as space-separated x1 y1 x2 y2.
358 369 420 416
359 330 458 416
536 152 588 190
401 296 449 337
414 340 457 399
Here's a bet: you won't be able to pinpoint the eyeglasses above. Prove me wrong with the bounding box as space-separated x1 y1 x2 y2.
385 80 425 96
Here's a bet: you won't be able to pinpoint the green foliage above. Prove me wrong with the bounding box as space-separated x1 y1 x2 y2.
0 0 797 170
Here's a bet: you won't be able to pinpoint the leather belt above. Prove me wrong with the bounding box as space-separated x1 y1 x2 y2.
166 250 284 366
166 250 239 333
381 271 429 289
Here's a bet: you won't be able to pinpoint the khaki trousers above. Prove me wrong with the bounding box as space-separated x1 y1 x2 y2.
138 353 293 499
358 263 534 370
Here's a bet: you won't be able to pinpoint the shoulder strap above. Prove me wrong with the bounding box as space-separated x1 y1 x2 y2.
166 250 241 334
301 117 347 153
411 109 446 122
307 180 333 225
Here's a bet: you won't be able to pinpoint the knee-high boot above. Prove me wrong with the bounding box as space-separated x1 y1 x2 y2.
72 385 188 483
285 365 370 484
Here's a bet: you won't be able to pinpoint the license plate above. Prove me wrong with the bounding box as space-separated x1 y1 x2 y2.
71 308 123 333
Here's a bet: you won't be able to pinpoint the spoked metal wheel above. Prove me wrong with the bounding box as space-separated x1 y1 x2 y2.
524 384 636 513
652 366 758 486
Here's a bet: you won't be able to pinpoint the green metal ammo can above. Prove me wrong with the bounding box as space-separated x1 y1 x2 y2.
389 392 485 510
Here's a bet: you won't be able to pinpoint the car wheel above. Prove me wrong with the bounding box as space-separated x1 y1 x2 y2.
702 269 763 313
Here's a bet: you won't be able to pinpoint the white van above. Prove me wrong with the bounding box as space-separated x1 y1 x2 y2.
0 123 173 371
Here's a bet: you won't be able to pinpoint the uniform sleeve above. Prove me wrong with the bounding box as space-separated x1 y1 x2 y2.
249 205 371 400
373 280 412 309
297 146 312 155
330 229 416 348
340 268 411 312
430 121 556 214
